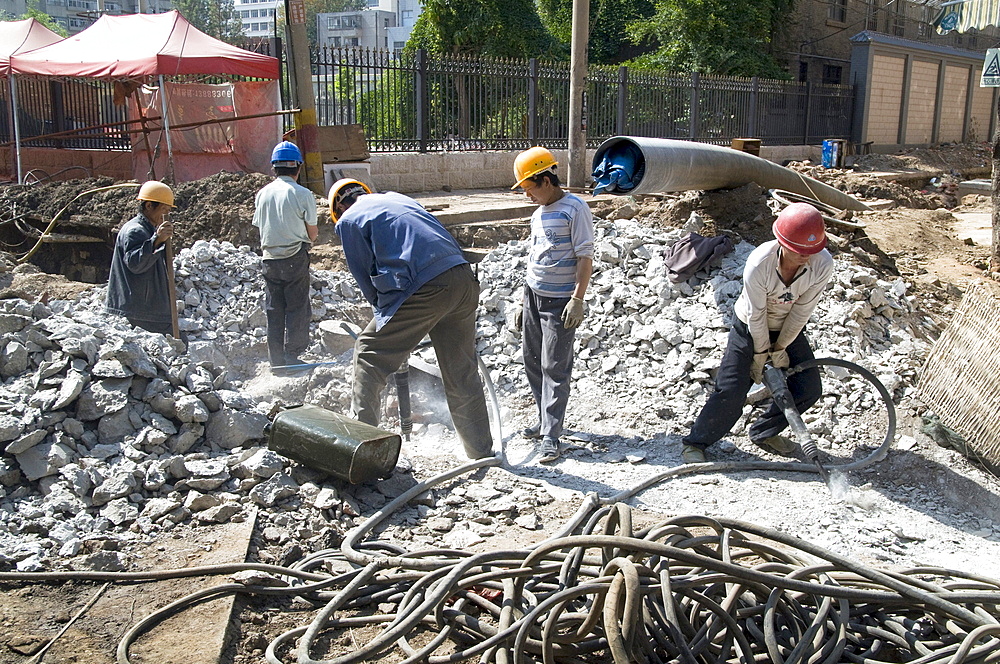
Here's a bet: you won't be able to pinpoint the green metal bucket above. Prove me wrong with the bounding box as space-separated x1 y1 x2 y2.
267 404 401 484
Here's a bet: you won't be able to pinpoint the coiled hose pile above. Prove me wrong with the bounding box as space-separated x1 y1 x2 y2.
3 458 998 664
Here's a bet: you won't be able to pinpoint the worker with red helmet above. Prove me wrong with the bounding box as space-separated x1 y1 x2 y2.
105 180 177 336
253 141 318 374
680 202 834 464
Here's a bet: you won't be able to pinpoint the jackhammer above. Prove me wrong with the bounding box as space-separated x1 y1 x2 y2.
760 364 831 485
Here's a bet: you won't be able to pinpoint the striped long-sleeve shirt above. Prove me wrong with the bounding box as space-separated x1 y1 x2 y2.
526 193 594 297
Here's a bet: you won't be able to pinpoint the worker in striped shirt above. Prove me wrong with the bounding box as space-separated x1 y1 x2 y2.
512 147 595 463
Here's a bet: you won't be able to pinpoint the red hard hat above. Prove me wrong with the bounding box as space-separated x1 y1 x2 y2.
772 203 827 255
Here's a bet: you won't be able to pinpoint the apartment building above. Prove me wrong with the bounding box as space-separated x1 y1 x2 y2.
1 0 173 34
316 0 421 52
786 0 1000 86
233 0 277 40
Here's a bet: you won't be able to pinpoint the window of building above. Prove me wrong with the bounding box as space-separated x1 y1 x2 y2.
367 0 379 5
332 36 342 47
828 0 847 23
917 22 929 38
251 22 260 31
243 22 251 30
970 34 978 48
328 17 339 29
251 9 259 17
822 64 843 85
866 0 879 31
892 7 905 36
402 9 413 19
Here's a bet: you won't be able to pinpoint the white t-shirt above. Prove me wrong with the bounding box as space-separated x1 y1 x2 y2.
526 192 595 298
733 240 834 352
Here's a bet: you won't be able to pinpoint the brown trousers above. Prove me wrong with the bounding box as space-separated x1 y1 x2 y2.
351 263 494 459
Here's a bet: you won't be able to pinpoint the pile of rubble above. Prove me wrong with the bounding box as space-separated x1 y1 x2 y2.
0 202 941 572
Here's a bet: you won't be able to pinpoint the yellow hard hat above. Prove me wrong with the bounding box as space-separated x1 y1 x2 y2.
136 180 175 207
512 146 557 190
329 178 372 222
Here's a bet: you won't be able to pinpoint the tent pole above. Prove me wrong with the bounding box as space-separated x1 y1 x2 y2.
10 76 23 184
157 75 174 182
133 89 157 180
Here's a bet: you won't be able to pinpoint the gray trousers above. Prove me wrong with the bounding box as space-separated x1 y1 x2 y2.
352 264 493 459
522 286 577 439
262 246 311 366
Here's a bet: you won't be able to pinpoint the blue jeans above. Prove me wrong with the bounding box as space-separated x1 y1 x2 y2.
522 287 577 439
683 319 822 450
262 245 311 366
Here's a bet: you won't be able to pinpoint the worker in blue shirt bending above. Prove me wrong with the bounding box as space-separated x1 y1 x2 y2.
329 179 494 460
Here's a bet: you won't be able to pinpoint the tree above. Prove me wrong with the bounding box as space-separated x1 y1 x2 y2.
537 0 655 64
626 0 793 77
406 0 557 58
174 0 244 44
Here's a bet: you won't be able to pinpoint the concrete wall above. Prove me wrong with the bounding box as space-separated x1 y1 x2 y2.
851 31 998 150
357 145 821 193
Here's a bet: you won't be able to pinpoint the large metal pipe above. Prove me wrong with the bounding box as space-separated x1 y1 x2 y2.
592 136 870 212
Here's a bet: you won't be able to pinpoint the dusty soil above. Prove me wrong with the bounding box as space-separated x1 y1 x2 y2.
1 143 1000 664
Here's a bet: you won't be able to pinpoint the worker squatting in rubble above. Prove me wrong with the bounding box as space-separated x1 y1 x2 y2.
680 202 834 464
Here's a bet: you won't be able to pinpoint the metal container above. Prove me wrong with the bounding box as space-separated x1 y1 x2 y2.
267 404 401 484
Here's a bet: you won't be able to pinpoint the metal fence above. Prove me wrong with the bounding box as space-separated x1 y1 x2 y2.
309 47 856 152
2 46 854 154
0 78 132 150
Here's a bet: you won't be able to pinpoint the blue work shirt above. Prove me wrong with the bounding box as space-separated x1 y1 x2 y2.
335 192 468 330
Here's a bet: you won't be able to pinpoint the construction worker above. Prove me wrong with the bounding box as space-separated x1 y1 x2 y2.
253 141 318 374
512 147 594 463
330 179 494 460
105 180 176 336
680 203 834 464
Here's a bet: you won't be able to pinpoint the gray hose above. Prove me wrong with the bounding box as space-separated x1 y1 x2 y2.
592 136 870 212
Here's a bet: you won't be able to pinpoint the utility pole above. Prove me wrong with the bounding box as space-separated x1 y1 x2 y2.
284 0 325 195
567 0 589 189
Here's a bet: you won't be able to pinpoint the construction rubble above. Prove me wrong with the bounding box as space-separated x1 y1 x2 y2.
1 195 974 578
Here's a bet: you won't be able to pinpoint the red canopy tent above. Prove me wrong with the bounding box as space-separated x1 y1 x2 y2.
9 10 278 79
7 11 282 183
0 18 63 77
1 19 63 182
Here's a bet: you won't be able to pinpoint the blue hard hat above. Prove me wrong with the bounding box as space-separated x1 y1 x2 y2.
271 141 303 165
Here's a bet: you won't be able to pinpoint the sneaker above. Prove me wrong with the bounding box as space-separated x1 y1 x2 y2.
753 435 798 456
681 444 707 464
520 424 542 439
538 436 561 463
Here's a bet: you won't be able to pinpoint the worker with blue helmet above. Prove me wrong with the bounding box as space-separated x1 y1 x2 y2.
252 140 318 375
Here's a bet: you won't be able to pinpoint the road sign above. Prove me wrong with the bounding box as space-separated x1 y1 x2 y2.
981 49 1000 87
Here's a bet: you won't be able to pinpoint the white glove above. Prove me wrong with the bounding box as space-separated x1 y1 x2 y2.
561 297 585 329
770 347 790 369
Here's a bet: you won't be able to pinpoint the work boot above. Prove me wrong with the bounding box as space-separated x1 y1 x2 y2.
681 444 707 464
538 436 561 463
520 424 542 439
753 435 797 456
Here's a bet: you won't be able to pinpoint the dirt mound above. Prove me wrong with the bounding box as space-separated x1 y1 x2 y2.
0 172 289 252
853 142 991 174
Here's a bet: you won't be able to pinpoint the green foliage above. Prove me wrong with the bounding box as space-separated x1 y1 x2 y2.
627 0 792 77
174 0 245 43
406 0 556 58
537 0 655 64
20 1 68 36
358 69 415 141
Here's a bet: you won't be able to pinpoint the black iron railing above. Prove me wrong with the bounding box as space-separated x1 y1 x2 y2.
1 44 855 154
308 48 855 152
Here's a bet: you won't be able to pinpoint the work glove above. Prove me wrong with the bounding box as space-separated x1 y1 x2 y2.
561 297 585 329
513 306 523 333
750 352 769 384
770 346 790 369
